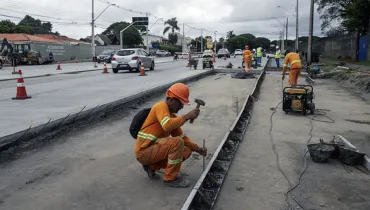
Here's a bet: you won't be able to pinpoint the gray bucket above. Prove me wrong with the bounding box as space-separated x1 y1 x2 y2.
308 143 335 163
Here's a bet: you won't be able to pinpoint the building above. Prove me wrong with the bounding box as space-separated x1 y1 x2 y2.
141 34 168 47
174 32 193 52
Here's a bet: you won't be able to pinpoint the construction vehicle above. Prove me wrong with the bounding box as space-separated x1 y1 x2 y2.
0 38 48 66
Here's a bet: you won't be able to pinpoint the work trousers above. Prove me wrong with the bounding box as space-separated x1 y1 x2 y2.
289 68 301 86
257 57 262 66
244 60 251 72
275 58 280 68
136 137 191 181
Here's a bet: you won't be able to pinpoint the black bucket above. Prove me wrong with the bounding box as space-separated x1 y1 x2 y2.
339 146 365 166
308 143 335 163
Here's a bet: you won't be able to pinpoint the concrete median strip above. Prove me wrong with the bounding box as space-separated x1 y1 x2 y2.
0 70 213 154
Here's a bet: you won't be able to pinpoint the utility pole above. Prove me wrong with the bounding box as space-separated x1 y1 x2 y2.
182 23 185 53
296 0 299 51
91 0 97 67
307 0 314 64
286 17 288 50
281 30 285 54
146 13 149 53
214 31 217 52
201 29 203 52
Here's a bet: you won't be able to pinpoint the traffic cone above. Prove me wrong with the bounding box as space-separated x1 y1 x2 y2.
102 62 109 73
212 55 216 63
75 57 78 63
12 70 31 100
56 61 62 70
224 55 227 60
187 56 190 67
139 62 147 76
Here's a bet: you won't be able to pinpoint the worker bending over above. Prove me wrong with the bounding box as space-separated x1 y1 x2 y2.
135 83 207 188
243 45 252 72
282 50 302 86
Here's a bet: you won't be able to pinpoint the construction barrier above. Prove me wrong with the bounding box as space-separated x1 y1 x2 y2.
12 70 31 100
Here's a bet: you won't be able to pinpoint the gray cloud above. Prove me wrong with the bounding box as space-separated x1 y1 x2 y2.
0 0 324 41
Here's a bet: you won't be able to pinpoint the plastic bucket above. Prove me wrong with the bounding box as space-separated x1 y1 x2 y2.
308 143 335 163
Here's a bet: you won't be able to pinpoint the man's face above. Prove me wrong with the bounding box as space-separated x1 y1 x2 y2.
168 98 184 114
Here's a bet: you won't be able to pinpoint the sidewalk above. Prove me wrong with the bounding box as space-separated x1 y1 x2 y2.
0 57 175 81
215 75 370 210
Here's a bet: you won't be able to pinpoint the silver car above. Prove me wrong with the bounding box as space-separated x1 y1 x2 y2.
111 48 155 73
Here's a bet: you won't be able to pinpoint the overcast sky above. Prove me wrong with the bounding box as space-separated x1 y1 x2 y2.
1 0 324 41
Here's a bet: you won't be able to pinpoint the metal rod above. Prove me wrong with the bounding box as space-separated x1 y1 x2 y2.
296 0 299 51
308 0 314 64
91 0 95 67
203 139 205 171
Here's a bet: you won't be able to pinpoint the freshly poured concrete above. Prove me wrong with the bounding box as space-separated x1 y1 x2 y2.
214 76 370 210
0 73 258 210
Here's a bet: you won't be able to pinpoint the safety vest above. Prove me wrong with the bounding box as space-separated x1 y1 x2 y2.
275 50 281 58
256 47 262 57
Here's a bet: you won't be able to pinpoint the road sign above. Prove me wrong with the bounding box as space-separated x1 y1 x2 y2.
132 17 149 26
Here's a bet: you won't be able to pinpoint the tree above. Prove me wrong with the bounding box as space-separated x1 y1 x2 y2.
102 21 143 47
315 0 370 35
163 17 180 45
18 15 53 34
253 37 271 49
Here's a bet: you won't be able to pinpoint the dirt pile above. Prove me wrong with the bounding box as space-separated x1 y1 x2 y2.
320 68 370 93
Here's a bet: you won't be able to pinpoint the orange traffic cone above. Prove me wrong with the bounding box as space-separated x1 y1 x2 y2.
187 56 190 67
139 62 147 76
75 57 78 63
56 61 62 70
12 70 31 100
212 55 216 63
102 62 109 73
224 55 227 60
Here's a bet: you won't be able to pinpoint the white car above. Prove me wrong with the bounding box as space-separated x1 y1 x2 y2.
234 49 243 56
111 48 154 73
155 50 171 57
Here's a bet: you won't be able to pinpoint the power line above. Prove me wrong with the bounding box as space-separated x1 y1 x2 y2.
0 7 62 20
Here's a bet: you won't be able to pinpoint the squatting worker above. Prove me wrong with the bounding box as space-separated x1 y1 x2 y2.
135 83 208 188
282 49 302 86
243 45 252 72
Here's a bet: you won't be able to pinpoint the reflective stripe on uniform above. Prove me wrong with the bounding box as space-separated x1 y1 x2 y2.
284 64 288 67
180 133 186 138
137 132 158 141
168 158 182 165
161 116 170 126
291 60 301 65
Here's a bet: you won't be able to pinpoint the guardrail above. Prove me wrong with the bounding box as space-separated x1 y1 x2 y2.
181 70 266 210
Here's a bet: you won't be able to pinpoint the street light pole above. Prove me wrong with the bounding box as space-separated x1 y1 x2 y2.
91 0 96 67
307 0 314 64
146 13 149 53
286 17 288 50
201 29 203 52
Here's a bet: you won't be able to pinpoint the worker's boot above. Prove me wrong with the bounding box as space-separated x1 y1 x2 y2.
142 165 160 180
162 177 190 188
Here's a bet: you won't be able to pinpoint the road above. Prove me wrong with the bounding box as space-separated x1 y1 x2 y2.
0 72 260 210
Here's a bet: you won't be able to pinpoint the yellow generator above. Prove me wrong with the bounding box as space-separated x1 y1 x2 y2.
283 84 315 115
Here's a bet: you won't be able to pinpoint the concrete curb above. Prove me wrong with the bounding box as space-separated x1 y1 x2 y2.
0 70 214 153
0 60 179 82
181 70 266 210
337 135 370 170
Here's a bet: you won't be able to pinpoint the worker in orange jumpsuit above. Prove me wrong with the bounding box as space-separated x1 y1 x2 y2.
243 45 252 72
282 50 302 86
135 83 207 188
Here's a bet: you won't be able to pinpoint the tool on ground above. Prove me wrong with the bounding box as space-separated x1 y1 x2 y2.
12 70 31 100
190 98 206 124
203 139 205 171
139 62 147 76
282 84 315 115
102 62 109 73
56 61 62 70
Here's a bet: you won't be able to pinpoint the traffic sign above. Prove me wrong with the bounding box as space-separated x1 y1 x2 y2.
132 17 149 26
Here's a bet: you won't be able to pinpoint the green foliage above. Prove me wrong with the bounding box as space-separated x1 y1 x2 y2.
18 15 53 34
0 20 33 33
190 36 207 51
151 41 161 46
159 45 182 55
168 33 178 45
102 21 143 47
163 17 180 45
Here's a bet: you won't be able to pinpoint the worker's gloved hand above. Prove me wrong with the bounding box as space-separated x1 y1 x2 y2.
196 147 207 157
185 108 200 121
282 75 285 80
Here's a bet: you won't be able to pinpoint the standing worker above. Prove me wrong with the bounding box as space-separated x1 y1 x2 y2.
282 49 302 86
135 83 207 188
275 46 281 68
256 46 263 66
243 45 252 72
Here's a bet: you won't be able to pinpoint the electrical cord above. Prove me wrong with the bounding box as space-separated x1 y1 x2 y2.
268 80 336 210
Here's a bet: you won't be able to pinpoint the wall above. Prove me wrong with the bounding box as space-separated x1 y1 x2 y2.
32 42 92 61
141 35 162 47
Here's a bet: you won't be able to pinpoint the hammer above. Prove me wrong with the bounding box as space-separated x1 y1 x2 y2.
190 98 206 124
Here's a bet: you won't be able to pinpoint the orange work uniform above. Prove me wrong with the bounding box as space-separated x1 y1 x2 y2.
283 52 302 86
243 50 252 72
135 101 199 181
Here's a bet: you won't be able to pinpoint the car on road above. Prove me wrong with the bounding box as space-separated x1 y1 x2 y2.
111 48 155 73
97 50 116 63
155 50 171 57
217 49 230 58
234 49 243 56
203 49 215 57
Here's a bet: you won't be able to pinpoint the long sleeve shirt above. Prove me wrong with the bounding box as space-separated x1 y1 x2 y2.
243 50 252 61
135 101 199 153
283 52 302 75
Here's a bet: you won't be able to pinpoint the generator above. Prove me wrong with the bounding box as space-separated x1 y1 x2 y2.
283 84 315 115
